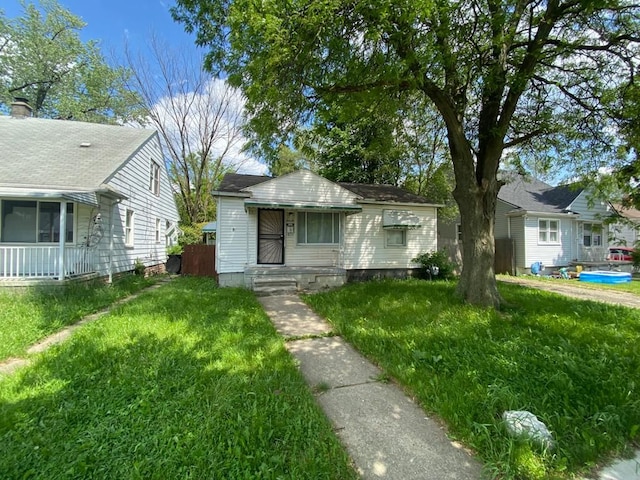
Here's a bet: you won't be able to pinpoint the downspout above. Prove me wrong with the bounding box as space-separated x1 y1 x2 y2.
58 200 67 281
108 199 117 284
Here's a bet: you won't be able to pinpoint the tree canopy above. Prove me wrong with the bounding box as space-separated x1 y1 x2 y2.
0 0 140 123
172 0 640 307
123 35 246 225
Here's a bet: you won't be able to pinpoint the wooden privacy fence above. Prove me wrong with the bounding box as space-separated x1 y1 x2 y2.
494 238 515 275
181 244 217 278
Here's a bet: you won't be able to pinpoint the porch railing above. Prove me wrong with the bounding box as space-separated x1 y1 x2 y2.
578 246 607 262
0 245 98 279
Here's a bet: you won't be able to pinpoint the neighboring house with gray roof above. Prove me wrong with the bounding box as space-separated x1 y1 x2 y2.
0 102 179 283
610 204 640 249
439 175 615 274
213 170 441 290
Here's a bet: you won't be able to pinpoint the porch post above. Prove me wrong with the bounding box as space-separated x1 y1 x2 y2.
108 200 115 284
58 200 67 281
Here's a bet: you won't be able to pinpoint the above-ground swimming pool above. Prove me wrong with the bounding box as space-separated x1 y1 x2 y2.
579 270 632 284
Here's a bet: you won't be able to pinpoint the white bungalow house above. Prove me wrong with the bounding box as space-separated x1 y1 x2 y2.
214 170 441 290
439 175 616 275
0 101 179 283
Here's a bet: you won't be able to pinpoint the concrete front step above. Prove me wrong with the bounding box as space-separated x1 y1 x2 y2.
253 277 298 296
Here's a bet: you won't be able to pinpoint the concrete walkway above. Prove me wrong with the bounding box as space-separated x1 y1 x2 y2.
258 295 482 480
259 294 640 480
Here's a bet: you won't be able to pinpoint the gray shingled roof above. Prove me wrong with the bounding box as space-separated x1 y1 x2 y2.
218 173 271 192
218 173 436 204
337 182 435 204
498 176 583 213
0 115 155 191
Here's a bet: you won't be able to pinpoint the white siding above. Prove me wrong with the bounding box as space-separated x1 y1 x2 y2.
494 201 513 239
284 209 343 267
610 221 639 247
509 215 526 270
342 204 437 269
523 215 574 268
568 190 610 223
246 170 359 204
96 134 179 275
216 197 250 273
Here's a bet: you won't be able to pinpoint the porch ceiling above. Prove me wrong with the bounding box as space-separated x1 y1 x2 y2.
0 187 100 207
244 199 362 214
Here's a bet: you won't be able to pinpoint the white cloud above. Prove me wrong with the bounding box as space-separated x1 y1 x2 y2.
149 77 267 176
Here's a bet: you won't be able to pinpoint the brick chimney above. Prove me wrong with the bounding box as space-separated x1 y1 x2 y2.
10 98 33 118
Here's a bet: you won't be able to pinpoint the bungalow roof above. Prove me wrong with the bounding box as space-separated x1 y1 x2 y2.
0 115 155 192
498 175 583 214
218 173 437 204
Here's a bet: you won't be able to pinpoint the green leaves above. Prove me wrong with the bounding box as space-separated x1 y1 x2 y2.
0 0 142 123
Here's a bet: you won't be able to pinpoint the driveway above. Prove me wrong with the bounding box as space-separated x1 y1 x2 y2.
498 276 640 309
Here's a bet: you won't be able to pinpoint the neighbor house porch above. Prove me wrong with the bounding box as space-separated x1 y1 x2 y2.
0 244 98 281
0 190 109 283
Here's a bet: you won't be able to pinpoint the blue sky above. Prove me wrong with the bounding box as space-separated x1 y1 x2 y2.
2 0 268 175
2 0 197 56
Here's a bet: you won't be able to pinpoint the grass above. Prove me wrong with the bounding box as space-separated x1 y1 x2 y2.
303 279 640 480
0 277 357 480
0 274 158 360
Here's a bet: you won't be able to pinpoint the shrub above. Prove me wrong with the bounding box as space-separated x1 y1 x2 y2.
412 250 457 280
631 247 640 269
133 258 146 276
178 223 205 247
166 244 183 255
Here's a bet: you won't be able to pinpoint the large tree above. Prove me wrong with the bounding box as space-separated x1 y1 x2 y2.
0 0 139 123
298 93 455 210
172 0 640 307
124 36 246 225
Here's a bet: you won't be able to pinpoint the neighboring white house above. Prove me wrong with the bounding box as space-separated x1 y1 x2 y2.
439 175 615 274
0 101 179 283
610 205 640 248
213 170 441 289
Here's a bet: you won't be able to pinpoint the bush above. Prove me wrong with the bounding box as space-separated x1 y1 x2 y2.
166 244 183 255
178 223 205 247
412 250 457 280
133 258 146 276
631 247 640 269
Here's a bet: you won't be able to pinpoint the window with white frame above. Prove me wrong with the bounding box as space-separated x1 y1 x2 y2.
150 161 160 195
1 200 74 243
386 229 407 247
125 209 134 246
582 223 602 247
297 212 341 244
538 219 559 244
155 218 162 243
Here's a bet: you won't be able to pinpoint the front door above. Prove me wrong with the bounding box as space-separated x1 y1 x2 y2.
258 209 284 264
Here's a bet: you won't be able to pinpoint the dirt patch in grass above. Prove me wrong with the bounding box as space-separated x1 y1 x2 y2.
497 276 640 309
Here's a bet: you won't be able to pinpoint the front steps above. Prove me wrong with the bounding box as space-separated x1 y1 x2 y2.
246 266 346 295
253 276 298 296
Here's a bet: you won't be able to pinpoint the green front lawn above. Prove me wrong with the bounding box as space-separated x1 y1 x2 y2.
0 277 356 479
304 279 640 480
0 274 158 360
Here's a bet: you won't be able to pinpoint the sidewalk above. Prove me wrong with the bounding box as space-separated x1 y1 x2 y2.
258 294 482 480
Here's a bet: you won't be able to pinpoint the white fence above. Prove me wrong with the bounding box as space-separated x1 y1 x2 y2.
0 245 98 279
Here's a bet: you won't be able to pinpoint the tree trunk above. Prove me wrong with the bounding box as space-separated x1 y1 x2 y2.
452 176 502 309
